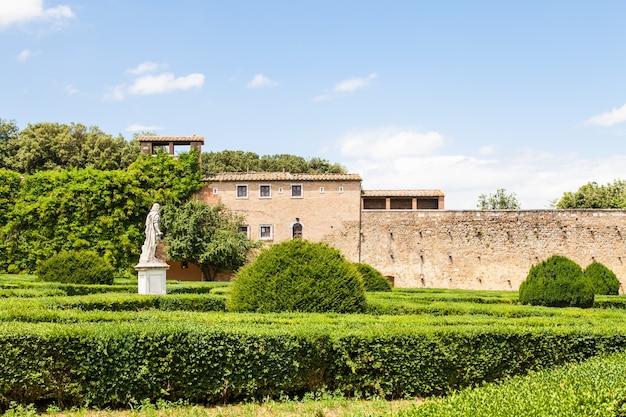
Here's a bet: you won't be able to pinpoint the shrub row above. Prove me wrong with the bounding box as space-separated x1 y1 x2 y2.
0 293 226 318
403 351 626 417
1 315 626 409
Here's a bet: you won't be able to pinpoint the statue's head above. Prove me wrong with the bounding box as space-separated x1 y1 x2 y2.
151 203 160 212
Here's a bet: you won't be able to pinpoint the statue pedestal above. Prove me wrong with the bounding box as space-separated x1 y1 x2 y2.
135 262 170 294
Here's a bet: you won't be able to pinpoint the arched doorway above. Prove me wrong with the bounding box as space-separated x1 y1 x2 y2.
292 222 303 239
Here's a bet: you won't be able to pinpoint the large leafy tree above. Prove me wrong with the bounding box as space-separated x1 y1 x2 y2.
555 180 626 209
201 150 346 175
477 188 521 210
9 122 139 173
0 119 19 169
0 151 203 273
162 199 259 281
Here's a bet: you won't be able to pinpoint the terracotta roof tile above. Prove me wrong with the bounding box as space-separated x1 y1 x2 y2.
204 172 362 182
137 135 204 143
362 189 445 197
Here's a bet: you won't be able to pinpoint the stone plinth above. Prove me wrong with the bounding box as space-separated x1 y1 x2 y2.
135 262 170 294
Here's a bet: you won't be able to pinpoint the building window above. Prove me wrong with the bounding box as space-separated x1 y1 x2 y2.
259 184 271 198
236 184 248 199
319 186 325 193
278 186 284 194
259 224 273 240
339 186 344 193
291 184 302 198
238 225 250 238
212 188 219 195
292 222 303 239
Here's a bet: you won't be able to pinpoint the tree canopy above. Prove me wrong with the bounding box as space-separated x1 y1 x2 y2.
554 180 626 209
201 150 346 175
477 188 521 210
0 151 203 274
3 122 139 174
162 199 259 281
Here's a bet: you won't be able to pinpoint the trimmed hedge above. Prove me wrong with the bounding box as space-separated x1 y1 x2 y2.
404 351 626 417
37 250 115 285
1 319 626 409
228 240 366 313
584 261 620 295
519 255 594 308
354 263 392 292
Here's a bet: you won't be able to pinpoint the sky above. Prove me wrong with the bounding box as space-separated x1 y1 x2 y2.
1 0 626 209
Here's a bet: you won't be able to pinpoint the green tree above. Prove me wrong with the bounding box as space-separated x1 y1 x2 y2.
584 262 620 295
555 180 626 209
162 199 259 281
354 262 392 292
200 150 347 175
477 188 521 210
10 122 139 173
0 119 19 169
0 169 21 226
0 151 203 273
519 255 594 308
227 239 366 313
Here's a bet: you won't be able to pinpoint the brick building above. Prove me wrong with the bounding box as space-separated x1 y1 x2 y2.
164 171 625 292
167 171 365 280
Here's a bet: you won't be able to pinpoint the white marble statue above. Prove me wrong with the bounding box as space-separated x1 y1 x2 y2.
139 203 164 264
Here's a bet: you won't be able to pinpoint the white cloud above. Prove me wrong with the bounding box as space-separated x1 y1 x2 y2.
340 127 444 160
247 74 279 89
126 61 167 76
16 49 38 62
338 127 626 210
128 72 205 95
102 85 126 102
333 73 377 93
0 0 74 29
126 124 164 132
103 64 205 101
315 73 377 101
585 104 626 127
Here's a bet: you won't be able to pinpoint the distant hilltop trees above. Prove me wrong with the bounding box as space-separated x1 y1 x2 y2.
0 119 346 175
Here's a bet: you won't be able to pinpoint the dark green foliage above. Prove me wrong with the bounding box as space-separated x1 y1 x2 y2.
355 262 392 291
200 150 346 176
0 169 21 226
584 262 620 295
7 122 139 174
0 152 202 273
37 250 115 285
228 239 366 313
1 314 626 408
162 200 259 281
555 179 626 209
519 255 594 308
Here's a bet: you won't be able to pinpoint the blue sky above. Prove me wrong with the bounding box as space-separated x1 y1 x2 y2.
1 0 625 209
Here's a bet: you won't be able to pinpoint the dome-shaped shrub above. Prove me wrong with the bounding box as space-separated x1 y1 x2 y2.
584 261 620 295
519 255 593 308
37 250 115 285
227 239 366 313
354 263 392 292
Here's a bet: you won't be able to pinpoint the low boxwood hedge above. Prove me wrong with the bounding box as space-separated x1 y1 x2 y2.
1 314 626 409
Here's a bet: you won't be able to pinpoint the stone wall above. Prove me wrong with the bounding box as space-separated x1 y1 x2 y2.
358 210 626 293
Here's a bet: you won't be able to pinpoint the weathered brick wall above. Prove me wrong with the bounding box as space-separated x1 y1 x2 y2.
358 210 626 293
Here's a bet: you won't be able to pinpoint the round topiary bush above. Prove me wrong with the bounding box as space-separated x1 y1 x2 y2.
37 250 115 285
227 239 366 313
519 255 593 308
584 261 620 295
354 262 392 292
